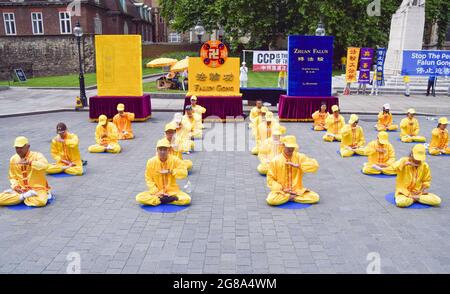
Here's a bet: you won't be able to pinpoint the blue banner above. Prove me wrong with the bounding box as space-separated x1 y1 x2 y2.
401 50 450 76
376 48 386 86
287 35 334 97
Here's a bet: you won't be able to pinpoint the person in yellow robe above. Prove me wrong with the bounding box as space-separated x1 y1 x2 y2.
429 117 450 156
190 96 206 129
88 115 121 153
184 105 203 139
135 139 191 206
113 103 135 140
362 131 396 175
266 136 320 206
252 112 283 155
323 105 345 142
0 137 51 207
47 123 83 176
163 122 193 171
376 103 398 131
311 103 329 131
173 113 194 153
392 144 441 208
340 114 366 157
399 108 426 143
257 128 284 175
249 100 264 131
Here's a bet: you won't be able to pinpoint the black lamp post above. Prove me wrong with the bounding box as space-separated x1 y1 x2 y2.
74 21 88 108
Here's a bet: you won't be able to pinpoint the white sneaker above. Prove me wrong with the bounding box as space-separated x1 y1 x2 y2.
47 192 53 201
2 189 13 193
23 190 38 198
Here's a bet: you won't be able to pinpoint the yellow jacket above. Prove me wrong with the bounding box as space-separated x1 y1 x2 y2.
184 113 202 134
192 105 206 116
340 125 365 148
113 112 135 134
267 152 319 195
365 140 395 165
9 151 49 192
256 121 281 144
95 122 119 145
325 115 345 135
430 128 449 149
378 112 394 127
50 132 82 166
250 107 263 124
258 137 284 164
162 136 184 160
400 117 420 137
312 111 329 127
144 155 188 196
393 157 431 196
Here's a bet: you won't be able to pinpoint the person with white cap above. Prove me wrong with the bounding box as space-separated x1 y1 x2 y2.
376 103 398 131
47 122 84 176
0 136 51 207
323 105 345 142
162 122 193 171
339 114 366 157
240 61 248 88
429 117 450 155
266 136 320 206
392 144 441 208
135 139 191 206
88 115 121 153
190 96 206 129
113 103 135 140
362 131 396 175
399 108 426 143
173 112 194 153
257 127 284 175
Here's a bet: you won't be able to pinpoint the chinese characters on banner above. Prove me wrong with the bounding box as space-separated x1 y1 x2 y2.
376 48 387 86
345 47 360 83
401 50 450 76
252 51 288 72
357 48 374 84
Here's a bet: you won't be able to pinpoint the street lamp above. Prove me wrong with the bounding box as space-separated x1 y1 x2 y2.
194 24 205 44
74 21 88 108
315 19 326 36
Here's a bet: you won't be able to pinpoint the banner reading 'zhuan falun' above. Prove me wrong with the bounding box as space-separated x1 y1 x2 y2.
357 48 374 84
287 35 334 97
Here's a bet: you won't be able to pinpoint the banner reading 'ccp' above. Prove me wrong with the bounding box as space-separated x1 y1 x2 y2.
252 51 288 72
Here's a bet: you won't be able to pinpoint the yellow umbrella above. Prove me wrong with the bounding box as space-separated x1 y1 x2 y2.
146 58 178 68
170 58 189 72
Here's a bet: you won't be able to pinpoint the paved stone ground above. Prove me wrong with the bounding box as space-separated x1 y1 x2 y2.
0 112 449 274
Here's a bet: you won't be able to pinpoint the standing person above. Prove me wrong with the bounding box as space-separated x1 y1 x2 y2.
403 75 411 97
278 70 286 89
240 62 248 88
426 74 436 97
370 65 380 96
341 55 347 71
357 82 367 95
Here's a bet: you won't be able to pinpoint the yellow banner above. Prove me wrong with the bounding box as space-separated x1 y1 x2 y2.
95 35 143 97
187 57 241 97
345 47 360 83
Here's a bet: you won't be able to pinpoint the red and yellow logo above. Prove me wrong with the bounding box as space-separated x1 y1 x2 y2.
200 40 228 68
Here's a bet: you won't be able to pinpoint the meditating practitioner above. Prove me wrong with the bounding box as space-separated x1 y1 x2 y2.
429 117 450 156
323 105 345 142
47 123 83 176
253 112 282 155
249 99 265 129
135 139 191 206
88 115 121 153
163 122 193 171
0 136 52 207
190 96 206 129
257 128 284 175
392 144 441 208
362 131 396 175
376 103 398 131
340 114 366 157
173 113 194 153
311 103 330 131
266 136 320 206
113 103 135 140
184 105 203 139
399 108 426 143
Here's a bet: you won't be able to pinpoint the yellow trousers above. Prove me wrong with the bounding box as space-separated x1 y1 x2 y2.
251 146 259 155
429 147 450 156
400 135 426 143
340 147 366 157
362 163 396 175
376 124 398 131
395 192 441 208
314 126 326 131
183 159 193 171
192 130 203 139
136 191 191 206
118 133 134 140
323 134 342 142
88 143 121 153
257 163 269 175
266 190 320 206
0 190 48 207
47 164 83 176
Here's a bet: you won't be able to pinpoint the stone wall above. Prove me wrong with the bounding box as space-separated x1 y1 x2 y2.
0 35 95 81
142 43 200 58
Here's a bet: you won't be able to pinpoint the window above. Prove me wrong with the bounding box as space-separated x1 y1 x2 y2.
94 13 102 34
168 32 181 43
3 13 16 35
59 12 72 34
31 12 44 35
